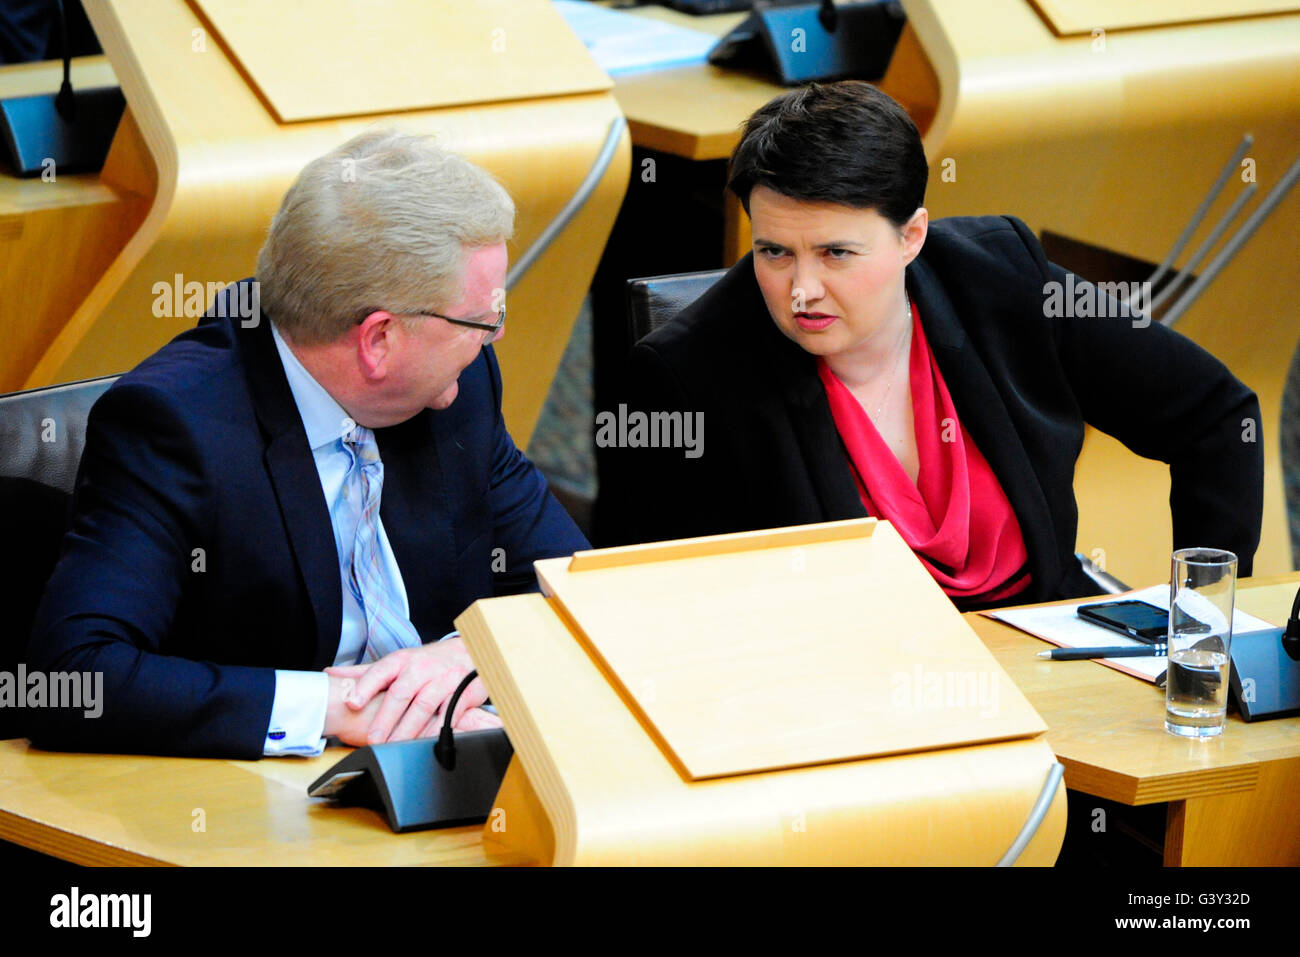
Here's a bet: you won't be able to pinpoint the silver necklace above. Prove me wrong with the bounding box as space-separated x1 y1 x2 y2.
870 293 912 420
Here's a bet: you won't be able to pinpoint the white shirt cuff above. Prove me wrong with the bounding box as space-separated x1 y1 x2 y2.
264 670 330 757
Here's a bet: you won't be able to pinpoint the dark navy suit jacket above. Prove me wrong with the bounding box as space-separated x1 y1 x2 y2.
27 283 588 757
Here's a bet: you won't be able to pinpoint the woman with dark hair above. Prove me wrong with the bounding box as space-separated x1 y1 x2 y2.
617 81 1262 609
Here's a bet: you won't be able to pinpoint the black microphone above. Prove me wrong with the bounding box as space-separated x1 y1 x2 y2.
0 0 124 176
53 0 75 121
433 669 481 771
818 0 838 32
1283 585 1300 661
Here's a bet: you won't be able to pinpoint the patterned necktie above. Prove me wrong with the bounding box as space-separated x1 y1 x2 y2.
342 424 422 663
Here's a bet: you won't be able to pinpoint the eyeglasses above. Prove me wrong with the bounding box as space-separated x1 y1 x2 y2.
415 304 506 344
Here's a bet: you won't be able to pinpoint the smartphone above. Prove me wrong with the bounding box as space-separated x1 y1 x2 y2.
1076 599 1169 643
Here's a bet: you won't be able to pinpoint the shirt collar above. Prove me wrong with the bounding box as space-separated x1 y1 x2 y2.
270 322 354 451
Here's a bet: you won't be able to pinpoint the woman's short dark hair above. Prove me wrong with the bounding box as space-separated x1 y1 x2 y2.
727 81 928 228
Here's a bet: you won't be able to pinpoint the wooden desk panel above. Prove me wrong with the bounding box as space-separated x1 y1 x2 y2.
1029 0 1300 36
0 57 149 394
536 520 1045 782
11 1 629 450
974 573 1300 866
973 577 1300 804
192 0 610 122
0 742 512 867
610 14 937 165
614 64 777 162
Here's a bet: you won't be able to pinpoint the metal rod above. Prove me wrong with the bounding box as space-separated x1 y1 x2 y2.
997 762 1065 866
1136 134 1254 300
1150 183 1257 316
505 116 628 291
1161 152 1300 327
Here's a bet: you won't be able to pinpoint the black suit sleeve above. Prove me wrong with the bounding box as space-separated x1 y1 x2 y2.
25 383 275 758
1002 216 1263 573
605 339 716 547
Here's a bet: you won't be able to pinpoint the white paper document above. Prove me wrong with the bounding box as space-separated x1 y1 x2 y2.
554 0 718 76
986 584 1277 684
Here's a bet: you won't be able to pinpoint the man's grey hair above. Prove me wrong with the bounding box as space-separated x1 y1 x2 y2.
256 128 514 344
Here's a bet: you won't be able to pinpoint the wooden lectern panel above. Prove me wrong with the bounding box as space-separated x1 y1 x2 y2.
1028 0 1300 34
535 520 1045 780
192 0 612 122
458 591 1067 865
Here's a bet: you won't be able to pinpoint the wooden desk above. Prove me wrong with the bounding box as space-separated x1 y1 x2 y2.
611 6 938 163
2 1 630 450
0 56 151 397
609 6 936 259
974 573 1300 866
2 575 1296 866
609 6 768 162
0 740 513 866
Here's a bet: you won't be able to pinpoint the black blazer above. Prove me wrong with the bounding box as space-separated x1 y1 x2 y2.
614 216 1263 607
27 282 588 758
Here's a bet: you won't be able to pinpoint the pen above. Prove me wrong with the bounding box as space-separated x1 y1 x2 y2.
1037 644 1168 660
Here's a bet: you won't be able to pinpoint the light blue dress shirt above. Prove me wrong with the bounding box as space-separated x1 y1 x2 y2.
263 323 412 756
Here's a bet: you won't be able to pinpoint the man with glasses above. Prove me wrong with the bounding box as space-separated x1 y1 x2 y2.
27 130 588 758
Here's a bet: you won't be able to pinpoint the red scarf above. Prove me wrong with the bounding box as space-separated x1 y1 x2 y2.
818 302 1030 603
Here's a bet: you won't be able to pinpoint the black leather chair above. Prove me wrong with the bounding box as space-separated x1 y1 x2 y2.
592 269 728 545
0 375 117 738
621 269 1129 595
626 268 727 345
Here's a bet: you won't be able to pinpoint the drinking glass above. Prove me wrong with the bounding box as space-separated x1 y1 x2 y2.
1165 548 1237 738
